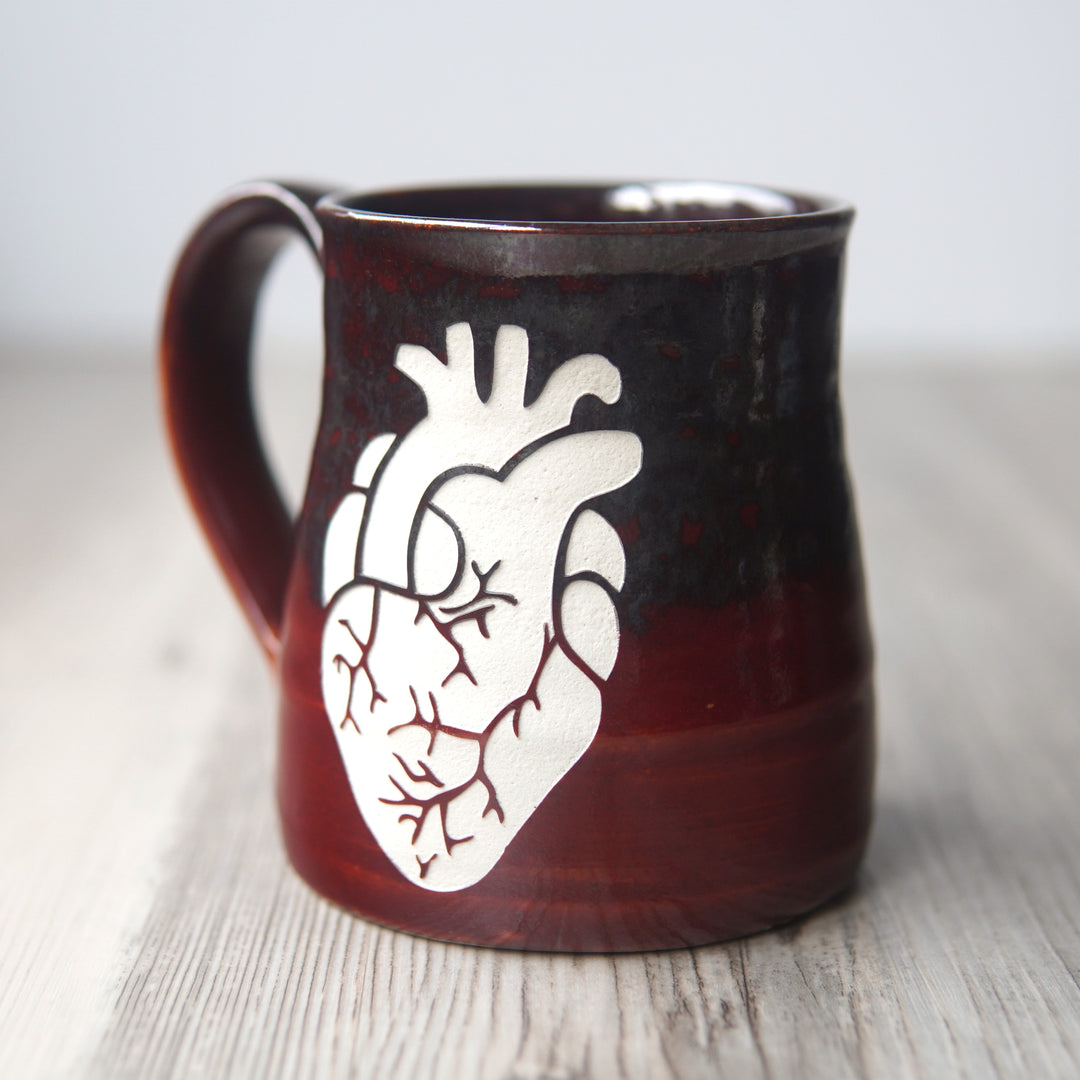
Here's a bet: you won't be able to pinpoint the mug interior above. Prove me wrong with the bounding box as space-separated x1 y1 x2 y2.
333 181 830 225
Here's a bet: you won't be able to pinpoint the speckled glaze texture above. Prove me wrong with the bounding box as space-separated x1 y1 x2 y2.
163 182 873 952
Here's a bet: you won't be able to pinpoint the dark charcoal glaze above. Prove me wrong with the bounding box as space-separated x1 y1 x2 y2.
163 181 873 952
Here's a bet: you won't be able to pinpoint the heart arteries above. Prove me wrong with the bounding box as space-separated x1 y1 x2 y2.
319 323 643 891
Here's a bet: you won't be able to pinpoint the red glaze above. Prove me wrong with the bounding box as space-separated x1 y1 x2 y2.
278 558 872 950
163 180 874 952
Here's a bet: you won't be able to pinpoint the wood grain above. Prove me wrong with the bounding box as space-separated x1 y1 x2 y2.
1 359 1078 1078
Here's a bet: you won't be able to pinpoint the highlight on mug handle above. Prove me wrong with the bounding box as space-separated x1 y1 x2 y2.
160 181 335 663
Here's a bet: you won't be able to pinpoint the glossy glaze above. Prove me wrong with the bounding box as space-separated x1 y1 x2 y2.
163 181 873 951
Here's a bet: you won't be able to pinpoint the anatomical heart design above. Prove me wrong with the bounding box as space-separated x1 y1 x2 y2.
319 323 643 891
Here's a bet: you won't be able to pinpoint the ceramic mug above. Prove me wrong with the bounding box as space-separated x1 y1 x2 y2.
161 180 874 952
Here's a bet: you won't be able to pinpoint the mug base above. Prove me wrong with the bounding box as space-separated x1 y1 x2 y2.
281 820 869 953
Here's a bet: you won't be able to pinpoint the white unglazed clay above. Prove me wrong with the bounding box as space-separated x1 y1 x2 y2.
320 323 642 891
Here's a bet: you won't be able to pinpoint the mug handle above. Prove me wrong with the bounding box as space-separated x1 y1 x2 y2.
161 181 335 663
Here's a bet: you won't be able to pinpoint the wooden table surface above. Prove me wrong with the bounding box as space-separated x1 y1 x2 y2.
1 358 1078 1079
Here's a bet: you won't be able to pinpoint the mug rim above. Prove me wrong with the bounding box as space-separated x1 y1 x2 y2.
316 180 854 235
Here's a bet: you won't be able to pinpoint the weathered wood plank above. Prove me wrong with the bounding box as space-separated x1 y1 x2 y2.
0 363 1078 1079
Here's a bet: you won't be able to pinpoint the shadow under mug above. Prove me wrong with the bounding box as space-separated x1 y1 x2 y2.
161 180 874 952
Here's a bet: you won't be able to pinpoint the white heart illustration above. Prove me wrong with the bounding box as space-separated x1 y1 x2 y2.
320 323 642 891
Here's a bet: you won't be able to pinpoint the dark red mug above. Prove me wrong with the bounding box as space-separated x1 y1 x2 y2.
162 180 874 952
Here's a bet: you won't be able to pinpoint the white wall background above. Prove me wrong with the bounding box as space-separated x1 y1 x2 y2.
2 0 1077 365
